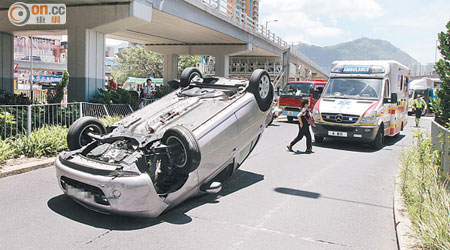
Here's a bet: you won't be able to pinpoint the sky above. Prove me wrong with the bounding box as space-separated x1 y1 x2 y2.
259 0 450 64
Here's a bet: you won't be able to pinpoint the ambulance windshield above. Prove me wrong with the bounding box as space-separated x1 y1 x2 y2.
322 78 382 100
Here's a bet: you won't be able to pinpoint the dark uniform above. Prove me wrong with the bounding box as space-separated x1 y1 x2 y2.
288 107 312 152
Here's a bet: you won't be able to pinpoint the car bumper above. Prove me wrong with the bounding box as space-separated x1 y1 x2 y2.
55 155 168 217
312 122 378 142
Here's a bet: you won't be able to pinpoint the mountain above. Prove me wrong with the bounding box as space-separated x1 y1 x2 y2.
294 38 417 72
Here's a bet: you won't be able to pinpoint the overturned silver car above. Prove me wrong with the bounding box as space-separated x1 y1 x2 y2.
55 68 274 217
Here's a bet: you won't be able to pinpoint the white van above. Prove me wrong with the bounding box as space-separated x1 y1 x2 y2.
311 60 410 149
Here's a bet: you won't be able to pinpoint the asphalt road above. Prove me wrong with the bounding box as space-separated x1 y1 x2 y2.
0 116 432 250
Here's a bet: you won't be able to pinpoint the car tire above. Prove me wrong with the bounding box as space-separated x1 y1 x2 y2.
67 117 106 151
314 135 324 143
162 125 201 175
248 69 273 112
371 125 384 150
287 116 294 123
180 67 202 88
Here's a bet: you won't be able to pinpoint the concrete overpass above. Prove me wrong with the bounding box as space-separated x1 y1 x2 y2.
0 0 328 101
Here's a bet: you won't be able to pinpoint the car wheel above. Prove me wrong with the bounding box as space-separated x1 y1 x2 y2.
180 67 202 88
287 116 294 122
248 69 273 112
67 117 106 150
314 135 324 143
162 125 201 175
371 125 384 150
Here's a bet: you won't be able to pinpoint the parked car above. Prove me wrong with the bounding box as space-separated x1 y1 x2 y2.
19 55 42 61
55 68 274 217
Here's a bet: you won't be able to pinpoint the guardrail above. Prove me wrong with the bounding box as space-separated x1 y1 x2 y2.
190 0 328 77
431 120 450 174
0 102 133 139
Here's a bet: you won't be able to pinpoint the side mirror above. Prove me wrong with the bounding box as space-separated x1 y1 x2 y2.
391 93 398 103
167 80 180 89
312 90 320 99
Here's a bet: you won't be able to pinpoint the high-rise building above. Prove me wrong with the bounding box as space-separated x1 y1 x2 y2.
228 0 259 23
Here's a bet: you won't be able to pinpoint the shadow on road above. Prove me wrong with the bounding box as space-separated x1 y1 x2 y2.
274 187 391 209
47 169 264 230
311 134 405 153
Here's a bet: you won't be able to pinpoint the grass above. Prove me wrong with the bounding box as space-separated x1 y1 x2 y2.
400 130 450 250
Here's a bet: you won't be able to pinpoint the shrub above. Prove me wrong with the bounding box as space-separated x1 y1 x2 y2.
47 70 69 104
0 90 31 105
400 131 450 250
13 125 68 158
0 138 15 164
100 116 122 127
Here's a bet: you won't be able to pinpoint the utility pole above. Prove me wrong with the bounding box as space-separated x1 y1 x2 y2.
29 35 33 103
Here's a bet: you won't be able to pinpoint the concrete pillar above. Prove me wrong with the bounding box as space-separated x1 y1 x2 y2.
0 32 13 93
214 54 230 78
163 54 178 83
67 28 105 102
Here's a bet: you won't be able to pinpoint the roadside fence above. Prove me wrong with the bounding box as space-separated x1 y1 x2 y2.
431 120 450 174
0 102 133 139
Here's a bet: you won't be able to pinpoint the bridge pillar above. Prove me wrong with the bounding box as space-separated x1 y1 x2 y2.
67 28 105 102
163 54 179 83
0 32 13 93
214 54 230 78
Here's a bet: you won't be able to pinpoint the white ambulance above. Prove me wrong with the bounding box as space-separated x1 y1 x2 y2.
311 60 410 149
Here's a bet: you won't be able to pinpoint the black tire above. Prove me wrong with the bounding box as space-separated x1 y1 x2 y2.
314 135 324 143
248 69 273 112
267 115 274 127
287 116 294 123
180 67 202 88
67 117 106 151
371 125 384 150
162 125 201 175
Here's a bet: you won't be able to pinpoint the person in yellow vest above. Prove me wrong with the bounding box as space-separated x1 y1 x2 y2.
411 95 427 127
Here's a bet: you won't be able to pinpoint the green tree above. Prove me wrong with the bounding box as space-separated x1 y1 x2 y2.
434 21 450 127
178 56 202 76
112 45 163 84
47 70 69 104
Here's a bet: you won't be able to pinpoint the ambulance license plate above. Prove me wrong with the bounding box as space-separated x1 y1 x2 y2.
328 131 347 137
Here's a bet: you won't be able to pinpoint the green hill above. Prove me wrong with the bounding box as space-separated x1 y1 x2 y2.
294 38 417 71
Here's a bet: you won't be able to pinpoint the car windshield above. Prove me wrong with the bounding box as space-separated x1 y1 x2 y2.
322 78 382 100
281 82 312 97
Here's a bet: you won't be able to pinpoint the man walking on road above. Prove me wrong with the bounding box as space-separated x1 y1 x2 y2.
287 99 313 153
411 95 427 127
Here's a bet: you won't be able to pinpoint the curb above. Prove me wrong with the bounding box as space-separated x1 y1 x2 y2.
0 157 55 179
393 174 417 250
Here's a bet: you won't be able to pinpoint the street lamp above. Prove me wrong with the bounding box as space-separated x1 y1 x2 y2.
435 39 439 63
265 19 278 30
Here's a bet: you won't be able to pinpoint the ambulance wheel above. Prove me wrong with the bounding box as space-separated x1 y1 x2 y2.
248 69 273 112
287 116 294 123
371 126 384 150
314 135 324 143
